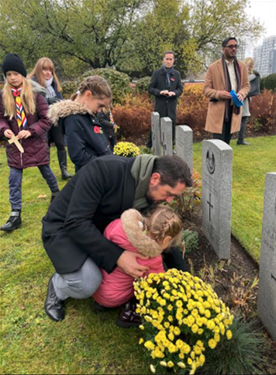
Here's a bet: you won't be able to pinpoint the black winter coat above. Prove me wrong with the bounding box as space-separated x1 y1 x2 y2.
42 155 136 274
148 67 183 123
48 100 111 172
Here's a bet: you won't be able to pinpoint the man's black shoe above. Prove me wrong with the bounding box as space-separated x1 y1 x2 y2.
237 141 250 145
45 276 65 321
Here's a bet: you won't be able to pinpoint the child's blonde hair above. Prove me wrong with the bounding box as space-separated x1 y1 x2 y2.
2 78 36 120
71 76 112 101
28 57 62 92
146 205 183 246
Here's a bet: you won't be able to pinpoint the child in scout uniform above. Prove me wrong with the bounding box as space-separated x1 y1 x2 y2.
0 54 59 232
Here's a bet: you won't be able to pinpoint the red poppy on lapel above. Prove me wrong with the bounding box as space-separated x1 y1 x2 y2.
171 78 175 81
94 126 101 133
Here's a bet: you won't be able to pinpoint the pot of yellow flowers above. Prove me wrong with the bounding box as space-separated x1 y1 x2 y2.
134 268 234 374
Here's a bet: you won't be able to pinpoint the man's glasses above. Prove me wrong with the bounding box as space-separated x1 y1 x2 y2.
225 44 239 49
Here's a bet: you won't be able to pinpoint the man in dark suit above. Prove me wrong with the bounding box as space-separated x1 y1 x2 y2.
42 154 192 321
147 51 183 151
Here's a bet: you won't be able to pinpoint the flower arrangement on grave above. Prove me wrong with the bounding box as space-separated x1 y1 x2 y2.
134 268 234 374
113 141 140 158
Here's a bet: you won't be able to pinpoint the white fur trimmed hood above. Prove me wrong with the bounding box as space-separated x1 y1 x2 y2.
48 100 93 126
121 209 162 258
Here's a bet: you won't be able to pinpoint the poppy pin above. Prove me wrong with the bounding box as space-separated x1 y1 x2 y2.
171 78 175 81
94 126 101 134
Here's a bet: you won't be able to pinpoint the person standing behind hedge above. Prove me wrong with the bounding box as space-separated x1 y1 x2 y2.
0 54 59 232
147 51 183 151
48 76 112 172
28 58 72 180
237 57 260 145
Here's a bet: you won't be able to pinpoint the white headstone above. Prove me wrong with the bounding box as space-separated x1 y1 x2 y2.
202 140 233 259
151 112 161 156
176 125 193 176
160 117 173 156
257 172 276 340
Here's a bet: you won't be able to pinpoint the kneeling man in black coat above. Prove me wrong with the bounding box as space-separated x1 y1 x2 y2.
42 154 192 321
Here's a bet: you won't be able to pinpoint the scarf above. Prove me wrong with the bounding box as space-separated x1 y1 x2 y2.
222 55 241 121
11 87 27 128
162 65 174 89
131 154 158 210
45 77 56 98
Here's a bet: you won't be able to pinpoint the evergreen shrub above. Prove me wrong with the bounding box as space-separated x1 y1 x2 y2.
61 80 78 99
78 68 132 105
135 76 151 94
260 73 276 92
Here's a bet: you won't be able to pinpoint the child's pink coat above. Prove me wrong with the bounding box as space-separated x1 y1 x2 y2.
93 209 165 307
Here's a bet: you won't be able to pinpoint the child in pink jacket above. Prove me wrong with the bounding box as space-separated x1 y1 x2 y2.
93 205 183 309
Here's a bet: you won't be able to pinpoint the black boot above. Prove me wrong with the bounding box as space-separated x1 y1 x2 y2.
57 150 72 180
0 210 21 232
44 276 65 322
116 298 142 328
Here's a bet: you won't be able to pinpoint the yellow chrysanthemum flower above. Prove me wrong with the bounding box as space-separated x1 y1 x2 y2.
208 339 217 349
192 324 199 333
226 330 233 340
167 361 174 368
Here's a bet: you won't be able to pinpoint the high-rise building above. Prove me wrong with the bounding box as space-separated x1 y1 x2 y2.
253 35 276 77
236 41 246 61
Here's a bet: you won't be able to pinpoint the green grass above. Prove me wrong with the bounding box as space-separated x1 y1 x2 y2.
192 135 276 262
0 148 149 375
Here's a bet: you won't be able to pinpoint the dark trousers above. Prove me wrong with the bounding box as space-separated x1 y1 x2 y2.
9 165 59 210
238 116 249 143
213 106 233 145
48 124 65 151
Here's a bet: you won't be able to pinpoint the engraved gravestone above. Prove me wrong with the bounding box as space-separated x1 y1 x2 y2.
202 140 233 259
160 117 173 156
257 172 276 340
175 125 193 175
151 112 161 156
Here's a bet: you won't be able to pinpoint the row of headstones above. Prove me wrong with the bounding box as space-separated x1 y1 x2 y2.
150 112 276 341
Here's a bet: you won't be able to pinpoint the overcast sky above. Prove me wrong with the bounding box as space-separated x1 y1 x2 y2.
246 0 276 44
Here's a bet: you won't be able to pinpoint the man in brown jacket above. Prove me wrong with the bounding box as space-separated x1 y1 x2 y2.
203 37 250 144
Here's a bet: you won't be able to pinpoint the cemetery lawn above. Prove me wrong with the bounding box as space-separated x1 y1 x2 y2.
193 135 276 263
0 148 149 375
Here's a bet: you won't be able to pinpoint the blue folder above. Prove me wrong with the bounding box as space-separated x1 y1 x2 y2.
230 90 244 107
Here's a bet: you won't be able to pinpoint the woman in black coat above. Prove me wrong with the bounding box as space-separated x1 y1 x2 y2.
28 58 72 180
48 76 112 172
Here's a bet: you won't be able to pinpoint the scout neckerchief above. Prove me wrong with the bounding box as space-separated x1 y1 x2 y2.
11 87 27 128
109 111 115 126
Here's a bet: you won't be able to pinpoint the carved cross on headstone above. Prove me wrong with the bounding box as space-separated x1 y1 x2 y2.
162 132 166 155
207 193 213 221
